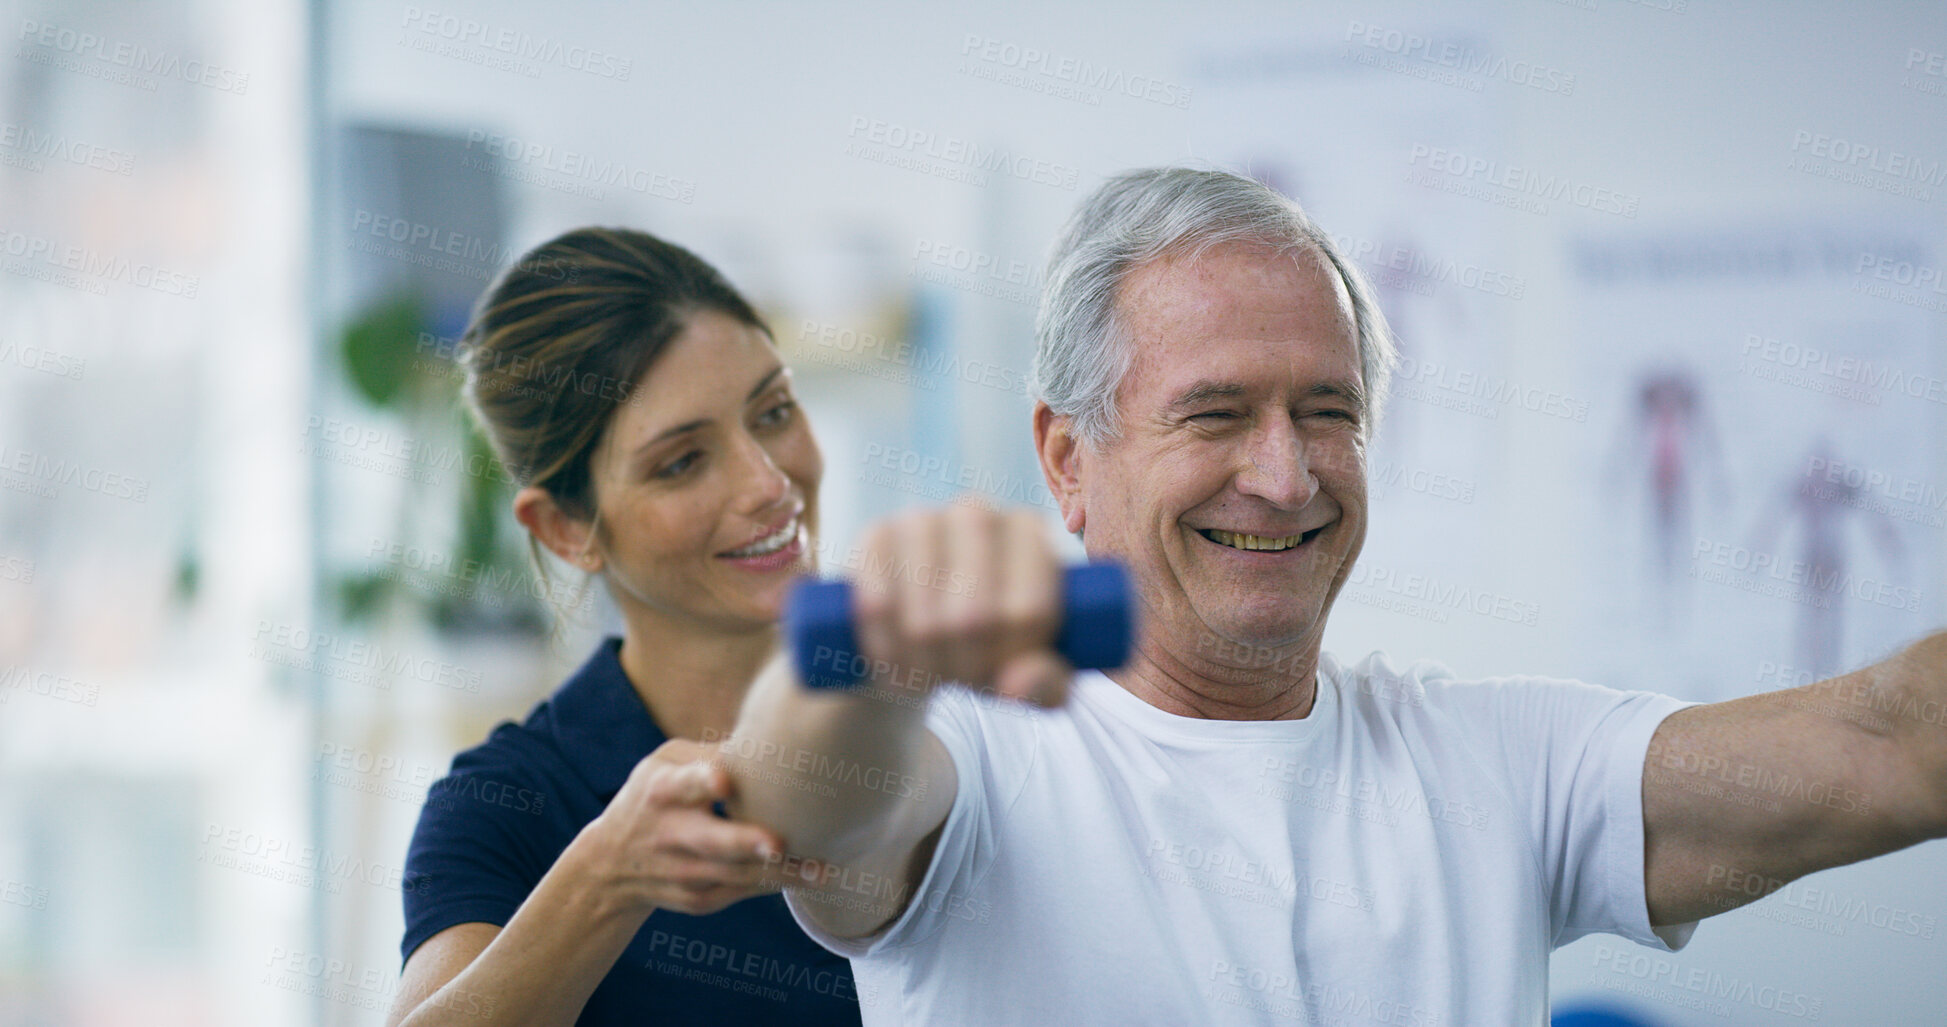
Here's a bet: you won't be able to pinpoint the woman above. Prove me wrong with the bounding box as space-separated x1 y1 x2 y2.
386 228 860 1026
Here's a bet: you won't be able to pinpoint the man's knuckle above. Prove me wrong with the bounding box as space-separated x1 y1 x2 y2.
904 611 948 649
949 609 1000 642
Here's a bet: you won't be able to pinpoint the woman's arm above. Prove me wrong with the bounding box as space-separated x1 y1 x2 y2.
387 740 785 1027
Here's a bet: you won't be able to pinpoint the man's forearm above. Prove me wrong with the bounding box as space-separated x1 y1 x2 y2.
716 654 942 863
1868 631 1947 839
1783 630 1947 841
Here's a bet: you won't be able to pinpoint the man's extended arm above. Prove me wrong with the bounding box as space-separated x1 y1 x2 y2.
716 507 1068 939
719 652 959 939
1643 632 1947 926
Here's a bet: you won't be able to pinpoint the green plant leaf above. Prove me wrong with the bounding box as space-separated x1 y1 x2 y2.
340 292 429 408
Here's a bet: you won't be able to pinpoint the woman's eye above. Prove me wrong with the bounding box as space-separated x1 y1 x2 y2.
757 400 797 427
656 451 701 479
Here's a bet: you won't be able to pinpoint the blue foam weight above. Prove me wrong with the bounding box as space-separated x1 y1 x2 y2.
785 563 1134 690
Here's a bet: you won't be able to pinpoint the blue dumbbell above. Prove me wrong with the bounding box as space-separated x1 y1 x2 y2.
784 563 1135 690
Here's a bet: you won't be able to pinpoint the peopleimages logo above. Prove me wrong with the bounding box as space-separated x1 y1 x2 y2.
252 620 485 693
1789 131 1947 186
1740 333 1947 406
0 122 134 175
462 129 694 203
398 7 631 79
0 226 199 297
0 555 32 584
856 442 1058 511
797 318 1031 397
1906 48 1947 96
1405 144 1640 217
1390 355 1590 422
844 116 1079 190
0 442 150 502
1707 863 1938 940
958 34 1191 108
1343 562 1541 626
1589 946 1822 1021
1786 130 1944 201
1343 21 1576 94
1333 233 1527 300
1689 535 1922 613
15 19 250 94
1799 455 1947 529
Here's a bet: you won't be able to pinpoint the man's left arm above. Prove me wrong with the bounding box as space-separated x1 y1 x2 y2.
1643 632 1947 927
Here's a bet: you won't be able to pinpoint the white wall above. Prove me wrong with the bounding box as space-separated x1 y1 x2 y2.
323 3 1947 1024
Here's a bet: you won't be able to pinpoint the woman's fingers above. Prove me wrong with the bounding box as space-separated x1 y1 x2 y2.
665 811 782 865
647 737 714 764
644 759 727 808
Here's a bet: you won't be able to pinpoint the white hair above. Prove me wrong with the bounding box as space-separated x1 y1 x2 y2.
1032 166 1397 445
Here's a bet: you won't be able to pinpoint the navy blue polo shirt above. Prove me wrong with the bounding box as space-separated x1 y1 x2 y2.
401 637 861 1025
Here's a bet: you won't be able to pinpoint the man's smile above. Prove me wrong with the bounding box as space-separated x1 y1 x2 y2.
1194 525 1328 553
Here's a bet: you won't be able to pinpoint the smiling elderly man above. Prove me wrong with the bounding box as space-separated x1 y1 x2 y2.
721 167 1947 1025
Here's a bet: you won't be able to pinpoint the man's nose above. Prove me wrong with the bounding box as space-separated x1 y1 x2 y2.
1234 419 1319 509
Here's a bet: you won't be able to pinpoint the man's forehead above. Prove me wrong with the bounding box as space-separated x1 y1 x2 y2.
1121 239 1350 316
1117 241 1361 393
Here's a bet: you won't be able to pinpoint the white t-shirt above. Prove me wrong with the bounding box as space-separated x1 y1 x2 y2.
788 650 1701 1026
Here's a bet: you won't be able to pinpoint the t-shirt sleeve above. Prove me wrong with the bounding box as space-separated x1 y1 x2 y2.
786 688 1011 959
1435 669 1702 952
399 733 555 966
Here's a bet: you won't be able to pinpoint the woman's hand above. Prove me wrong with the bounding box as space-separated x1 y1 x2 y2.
581 738 793 916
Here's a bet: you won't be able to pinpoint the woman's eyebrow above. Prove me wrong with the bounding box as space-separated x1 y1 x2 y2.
745 365 785 401
630 366 789 462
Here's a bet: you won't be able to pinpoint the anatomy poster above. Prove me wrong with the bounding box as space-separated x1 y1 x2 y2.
1567 218 1943 699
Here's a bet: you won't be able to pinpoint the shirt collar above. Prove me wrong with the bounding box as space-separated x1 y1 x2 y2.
540 636 666 799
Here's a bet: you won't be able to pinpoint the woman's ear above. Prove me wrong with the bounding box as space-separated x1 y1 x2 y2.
513 486 602 571
1032 403 1086 536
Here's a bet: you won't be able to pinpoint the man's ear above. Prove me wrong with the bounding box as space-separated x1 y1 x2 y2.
513 486 602 571
1032 402 1087 536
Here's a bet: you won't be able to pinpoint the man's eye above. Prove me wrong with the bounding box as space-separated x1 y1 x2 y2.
1190 410 1238 422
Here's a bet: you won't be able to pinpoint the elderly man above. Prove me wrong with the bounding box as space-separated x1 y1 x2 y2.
722 167 1947 1024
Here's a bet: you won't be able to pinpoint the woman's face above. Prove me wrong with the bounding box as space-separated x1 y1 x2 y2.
583 309 823 631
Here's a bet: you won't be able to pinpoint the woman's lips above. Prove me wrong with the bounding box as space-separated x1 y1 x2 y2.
719 521 805 572
720 512 800 558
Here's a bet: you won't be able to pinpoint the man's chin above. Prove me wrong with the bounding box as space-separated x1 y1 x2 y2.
1194 612 1318 659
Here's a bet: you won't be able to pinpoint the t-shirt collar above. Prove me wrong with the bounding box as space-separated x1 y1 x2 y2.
1073 651 1340 743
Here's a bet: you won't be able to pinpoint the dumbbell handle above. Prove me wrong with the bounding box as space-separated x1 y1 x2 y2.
784 563 1135 690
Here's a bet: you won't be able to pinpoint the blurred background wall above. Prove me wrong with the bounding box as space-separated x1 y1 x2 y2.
1 1 1944 1024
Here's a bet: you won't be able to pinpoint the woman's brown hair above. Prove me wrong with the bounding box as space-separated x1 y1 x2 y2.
461 227 768 570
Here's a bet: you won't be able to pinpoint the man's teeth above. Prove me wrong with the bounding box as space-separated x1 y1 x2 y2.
1205 528 1306 552
728 518 798 558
